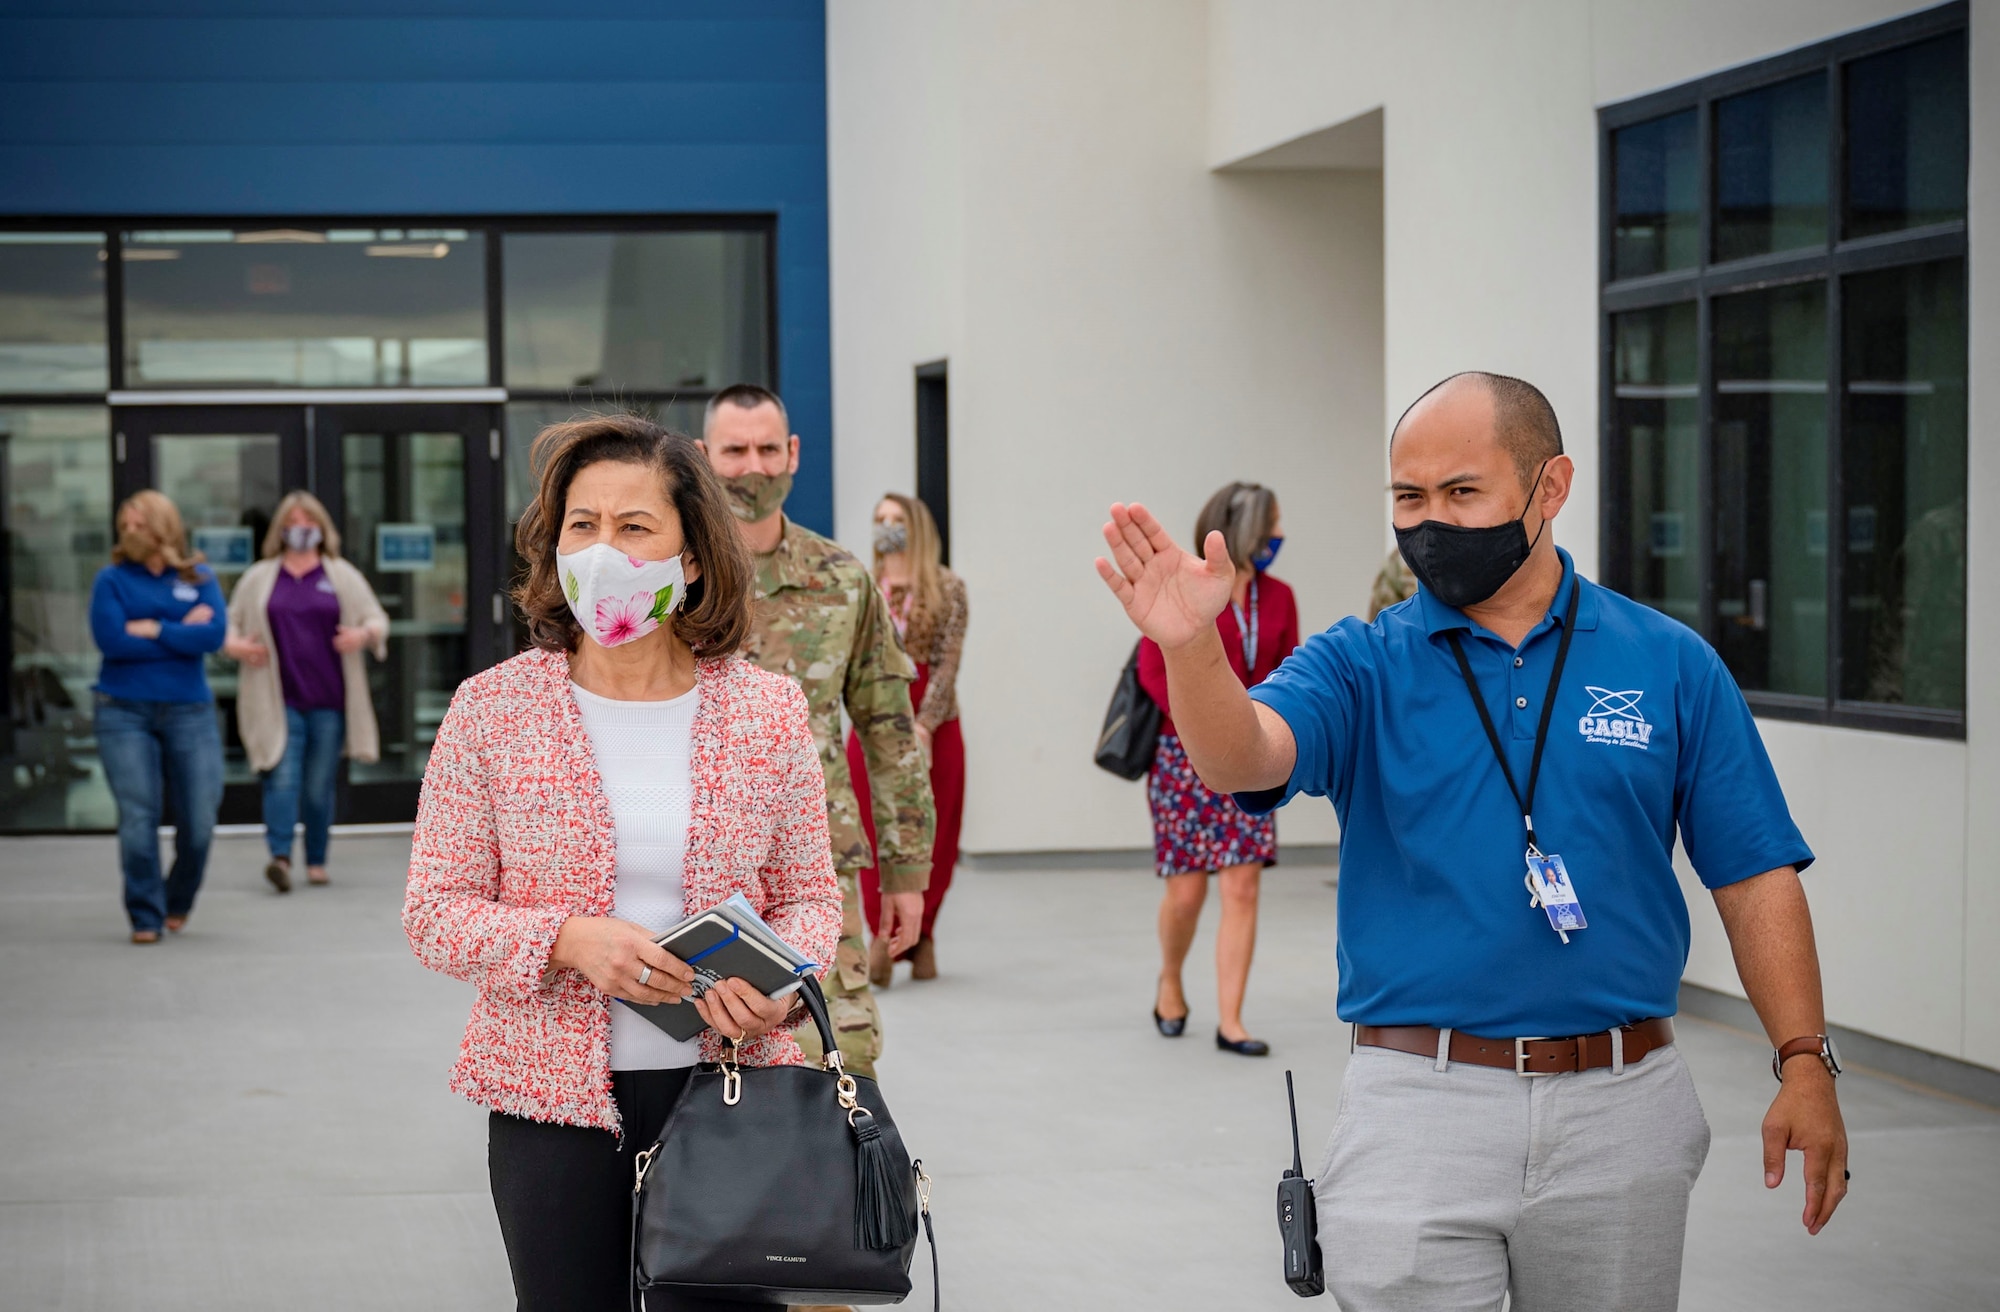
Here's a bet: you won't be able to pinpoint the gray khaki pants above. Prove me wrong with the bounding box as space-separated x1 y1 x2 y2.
1314 1040 1711 1312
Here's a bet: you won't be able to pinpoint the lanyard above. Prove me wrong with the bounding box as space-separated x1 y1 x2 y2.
1443 580 1580 854
880 579 912 640
1231 576 1259 676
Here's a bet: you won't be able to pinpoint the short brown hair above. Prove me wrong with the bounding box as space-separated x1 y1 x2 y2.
703 383 788 434
261 490 342 559
512 413 753 658
1194 482 1278 572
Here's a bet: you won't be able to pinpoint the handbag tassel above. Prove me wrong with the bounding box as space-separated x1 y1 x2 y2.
852 1112 917 1250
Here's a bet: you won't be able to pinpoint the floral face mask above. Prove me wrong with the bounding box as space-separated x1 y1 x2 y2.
556 542 686 648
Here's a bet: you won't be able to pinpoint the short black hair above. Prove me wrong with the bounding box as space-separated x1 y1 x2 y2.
1390 371 1563 488
703 383 789 434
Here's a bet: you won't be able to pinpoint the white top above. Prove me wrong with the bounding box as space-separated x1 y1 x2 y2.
571 680 702 1071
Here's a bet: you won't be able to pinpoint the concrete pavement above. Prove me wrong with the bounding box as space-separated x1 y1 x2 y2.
2 833 1996 1310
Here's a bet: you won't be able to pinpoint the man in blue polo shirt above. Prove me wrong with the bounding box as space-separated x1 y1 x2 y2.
1096 372 1848 1311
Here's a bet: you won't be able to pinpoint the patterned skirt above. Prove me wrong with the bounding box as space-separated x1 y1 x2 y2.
1146 733 1278 877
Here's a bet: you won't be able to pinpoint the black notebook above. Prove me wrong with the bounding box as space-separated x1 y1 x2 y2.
617 903 814 1043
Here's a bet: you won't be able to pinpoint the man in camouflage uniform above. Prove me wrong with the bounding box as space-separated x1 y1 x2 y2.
1366 547 1418 621
700 384 935 1081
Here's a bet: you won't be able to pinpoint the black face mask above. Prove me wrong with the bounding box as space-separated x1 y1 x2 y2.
1394 462 1550 610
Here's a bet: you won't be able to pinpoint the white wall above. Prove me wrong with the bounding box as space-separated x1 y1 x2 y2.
826 0 963 545
829 0 1385 857
1960 0 2000 1071
831 0 1992 1067
1677 725 1969 1059
1203 0 1993 1068
1213 2 1603 568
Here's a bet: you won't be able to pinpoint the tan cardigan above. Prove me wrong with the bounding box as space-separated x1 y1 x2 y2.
227 556 390 772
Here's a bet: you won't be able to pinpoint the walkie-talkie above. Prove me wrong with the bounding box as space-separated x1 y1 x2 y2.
1276 1070 1325 1297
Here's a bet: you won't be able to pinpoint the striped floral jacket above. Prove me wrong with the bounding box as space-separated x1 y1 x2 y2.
403 647 841 1134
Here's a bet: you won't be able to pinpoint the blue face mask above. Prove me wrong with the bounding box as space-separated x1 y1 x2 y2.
1251 536 1283 572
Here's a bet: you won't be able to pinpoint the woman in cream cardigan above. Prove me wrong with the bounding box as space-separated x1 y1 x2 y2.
223 491 388 891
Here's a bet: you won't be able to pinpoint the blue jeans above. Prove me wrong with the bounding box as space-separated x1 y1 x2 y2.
95 695 225 932
262 706 345 866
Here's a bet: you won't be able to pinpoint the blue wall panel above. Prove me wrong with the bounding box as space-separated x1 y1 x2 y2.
0 0 835 532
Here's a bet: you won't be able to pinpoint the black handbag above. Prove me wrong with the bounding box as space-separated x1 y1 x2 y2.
1093 641 1162 780
630 975 937 1309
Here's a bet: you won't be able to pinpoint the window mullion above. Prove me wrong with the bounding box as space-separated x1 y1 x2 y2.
1695 96 1717 646
105 230 125 393
485 227 505 390
1823 56 1846 720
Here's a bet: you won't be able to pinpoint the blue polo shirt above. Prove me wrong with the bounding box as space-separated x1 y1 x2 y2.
1241 549 1812 1037
89 560 227 704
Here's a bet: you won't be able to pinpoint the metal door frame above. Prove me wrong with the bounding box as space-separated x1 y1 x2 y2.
108 398 502 825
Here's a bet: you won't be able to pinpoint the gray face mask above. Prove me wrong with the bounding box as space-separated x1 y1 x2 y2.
872 521 909 555
283 524 323 553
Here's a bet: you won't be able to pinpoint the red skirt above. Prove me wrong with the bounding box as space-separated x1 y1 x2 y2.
849 662 964 942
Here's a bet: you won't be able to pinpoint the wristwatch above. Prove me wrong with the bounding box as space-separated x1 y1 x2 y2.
1772 1034 1843 1082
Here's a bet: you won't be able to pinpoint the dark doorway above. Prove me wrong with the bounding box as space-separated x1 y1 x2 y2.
915 360 949 564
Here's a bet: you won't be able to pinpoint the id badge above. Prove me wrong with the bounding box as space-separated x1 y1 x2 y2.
1525 853 1587 941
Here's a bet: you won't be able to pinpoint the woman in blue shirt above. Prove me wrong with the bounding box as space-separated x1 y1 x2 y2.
90 490 228 943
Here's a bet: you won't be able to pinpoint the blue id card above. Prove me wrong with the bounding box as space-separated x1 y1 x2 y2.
1525 853 1586 941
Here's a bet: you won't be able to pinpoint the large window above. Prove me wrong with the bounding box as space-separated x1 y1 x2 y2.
0 216 774 831
1600 4 1966 737
122 227 488 388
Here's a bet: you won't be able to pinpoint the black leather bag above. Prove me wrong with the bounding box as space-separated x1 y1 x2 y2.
1094 641 1162 780
630 976 936 1309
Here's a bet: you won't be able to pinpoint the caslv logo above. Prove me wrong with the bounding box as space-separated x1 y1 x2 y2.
1579 685 1653 749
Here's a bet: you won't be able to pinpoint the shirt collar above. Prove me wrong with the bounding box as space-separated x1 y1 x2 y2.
1415 546 1599 639
753 515 811 596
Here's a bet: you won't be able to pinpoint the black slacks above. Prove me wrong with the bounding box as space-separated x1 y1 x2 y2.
488 1068 744 1312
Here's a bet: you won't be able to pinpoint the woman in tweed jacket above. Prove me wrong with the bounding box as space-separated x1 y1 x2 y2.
403 414 840 1312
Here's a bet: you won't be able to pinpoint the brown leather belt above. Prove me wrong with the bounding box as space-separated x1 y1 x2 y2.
1354 1017 1675 1076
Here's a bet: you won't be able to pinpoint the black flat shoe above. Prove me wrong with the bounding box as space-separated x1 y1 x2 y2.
1153 1008 1188 1038
1216 1030 1270 1057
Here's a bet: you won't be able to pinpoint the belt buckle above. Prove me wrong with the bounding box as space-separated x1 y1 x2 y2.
1514 1036 1552 1077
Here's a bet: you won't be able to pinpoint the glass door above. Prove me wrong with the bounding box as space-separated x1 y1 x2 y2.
115 407 307 823
313 404 498 822
115 403 498 825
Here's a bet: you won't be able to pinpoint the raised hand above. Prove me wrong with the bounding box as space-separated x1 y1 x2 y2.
1094 502 1236 650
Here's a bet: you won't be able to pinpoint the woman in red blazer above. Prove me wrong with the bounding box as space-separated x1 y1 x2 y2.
1137 482 1299 1058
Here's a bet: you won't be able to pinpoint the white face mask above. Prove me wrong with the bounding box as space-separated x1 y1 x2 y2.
556 542 687 648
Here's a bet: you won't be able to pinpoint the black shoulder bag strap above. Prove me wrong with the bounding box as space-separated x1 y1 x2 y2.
1442 579 1580 853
